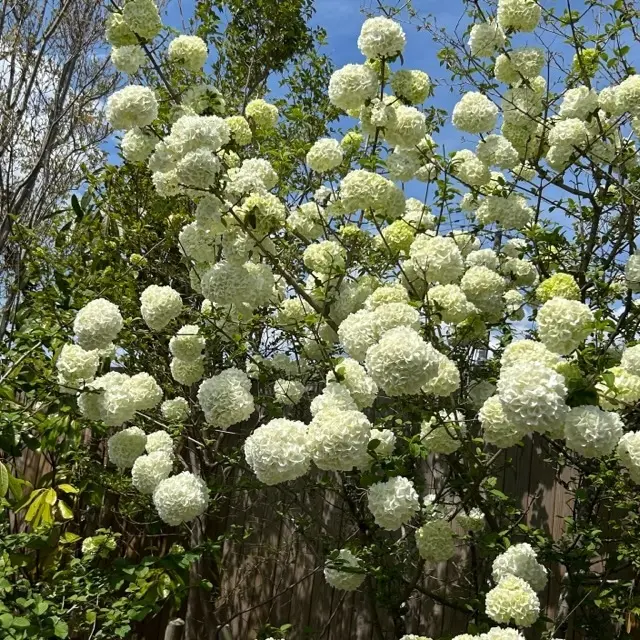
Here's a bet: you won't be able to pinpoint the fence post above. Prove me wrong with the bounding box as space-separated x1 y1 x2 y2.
163 619 185 640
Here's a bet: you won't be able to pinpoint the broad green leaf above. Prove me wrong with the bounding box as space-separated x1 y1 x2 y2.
0 463 8 498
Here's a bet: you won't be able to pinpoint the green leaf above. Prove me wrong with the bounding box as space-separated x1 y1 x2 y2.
0 463 8 498
71 194 84 222
0 613 12 629
58 500 73 520
54 619 69 639
12 617 30 629
57 484 79 494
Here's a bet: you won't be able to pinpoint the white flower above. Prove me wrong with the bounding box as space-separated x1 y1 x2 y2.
153 471 208 525
131 451 173 494
303 240 346 274
391 69 431 104
409 235 465 284
428 284 476 324
167 35 208 72
198 367 254 428
452 92 498 134
559 86 599 119
244 419 310 485
564 405 623 458
327 359 378 409
479 395 529 448
169 325 206 360
502 257 538 286
340 169 405 219
468 21 506 57
422 353 461 397
365 326 440 396
121 0 162 40
338 309 379 361
615 74 640 116
175 149 221 187
367 476 420 530
501 339 561 369
170 357 205 386
536 298 594 354
108 426 147 469
328 64 378 111
497 362 568 433
476 135 520 170
309 409 372 471
121 128 157 163
456 507 486 533
56 344 99 385
497 0 541 32
74 299 123 350
492 543 548 592
384 105 427 148
324 549 366 591
287 202 325 240
460 265 506 314
485 574 540 627
452 150 491 186
475 194 534 230
621 344 640 374
415 518 455 563
164 114 230 158
420 411 466 453
469 380 496 409
146 430 174 455
106 85 158 131
618 431 640 482
140 285 182 331
178 222 217 263
111 45 145 75
368 428 396 459
467 249 499 271
357 16 405 58
226 115 252 145
373 302 420 334
129 372 163 410
482 629 526 640
245 99 278 129
84 373 136 426
494 48 545 85
105 13 137 46
598 366 640 409
307 138 344 172
310 382 358 416
403 199 435 231
274 379 306 405
548 117 589 149
625 253 640 291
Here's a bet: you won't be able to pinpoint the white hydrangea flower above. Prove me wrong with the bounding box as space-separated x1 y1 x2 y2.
559 86 599 119
479 395 529 448
167 35 208 72
420 411 466 454
621 344 640 374
357 16 405 58
170 357 205 386
367 476 420 530
497 362 568 433
108 426 147 469
452 92 498 134
324 549 366 591
169 325 206 360
409 234 465 284
146 430 174 455
536 298 594 354
197 367 254 427
56 344 99 385
399 636 433 640
391 69 431 104
339 169 405 219
74 298 123 350
338 309 379 361
502 257 538 286
153 471 208 525
121 127 157 163
225 115 252 145
164 113 230 158
597 366 640 409
456 507 486 533
175 149 221 187
105 12 137 46
485 574 540 627
564 405 623 458
501 339 561 369
451 150 491 186
244 418 310 485
384 105 427 148
140 285 182 331
310 382 358 415
617 431 640 482
461 265 506 314
373 302 420 334
84 373 136 426
365 326 440 396
476 135 520 170
468 20 505 57
548 117 589 150
327 359 378 409
482 628 526 640
111 45 145 75
121 0 162 39
403 199 435 231
368 428 396 458
415 518 456 563
422 352 461 397
364 284 408 309
129 372 163 410
306 138 344 172
178 222 217 263
497 0 541 32
504 290 525 318
614 74 640 116
625 253 640 291
106 85 158 131
492 543 548 592
503 238 527 258
245 98 278 129
467 249 499 271
303 240 346 274
328 64 378 111
494 48 545 85
428 284 476 324
273 379 306 405
475 194 534 230
131 451 173 494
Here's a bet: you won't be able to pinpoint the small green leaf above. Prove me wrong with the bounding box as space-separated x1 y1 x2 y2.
54 619 69 639
0 463 8 498
12 617 30 629
57 484 79 494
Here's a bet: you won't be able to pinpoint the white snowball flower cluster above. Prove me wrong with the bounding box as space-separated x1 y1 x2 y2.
111 45 145 75
559 86 599 120
479 395 529 448
131 451 173 494
274 379 306 405
308 409 371 471
482 628 526 640
625 253 640 291
373 302 420 334
365 284 408 309
244 419 310 485
546 118 589 168
421 411 466 453
338 309 379 361
170 357 205 386
328 64 378 111
169 325 205 360
201 261 274 308
617 432 640 482
303 240 346 274
475 194 534 230
152 471 208 525
461 266 506 315
365 326 439 396
467 249 499 271
327 359 378 409
146 430 174 455
245 98 278 130
357 16 406 58
564 405 623 458
403 199 435 231
310 382 358 416
121 0 162 40
167 35 208 72
105 13 138 47
452 150 491 186
497 362 568 434
536 298 594 354
614 74 640 116
476 135 520 170
502 257 538 286
178 222 217 263
197 367 254 427
106 85 158 131
367 476 420 530
306 138 343 172
456 507 486 533
622 344 640 375
324 549 366 591
452 92 498 134
74 298 123 350
492 543 548 592
121 128 157 163
494 48 545 85
56 345 99 387
501 339 561 370
391 69 431 104
140 285 182 331
497 0 542 32
468 21 506 57
383 105 427 147
409 235 465 284
226 115 252 145
485 574 540 627
428 284 477 324
598 366 640 409
108 427 147 469
129 372 163 410
415 518 456 563
339 169 405 219
422 352 461 397
368 428 396 459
